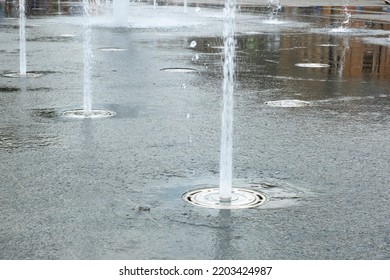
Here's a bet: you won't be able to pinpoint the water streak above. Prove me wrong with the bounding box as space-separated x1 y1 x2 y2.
19 0 27 76
83 0 92 115
219 0 235 201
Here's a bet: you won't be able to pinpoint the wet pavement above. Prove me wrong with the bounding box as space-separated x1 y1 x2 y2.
0 1 390 259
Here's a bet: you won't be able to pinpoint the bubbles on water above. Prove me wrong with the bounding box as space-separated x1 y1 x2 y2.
190 41 197 48
181 83 187 89
192 54 199 61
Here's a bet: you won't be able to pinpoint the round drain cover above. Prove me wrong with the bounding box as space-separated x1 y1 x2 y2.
62 109 116 119
182 187 267 209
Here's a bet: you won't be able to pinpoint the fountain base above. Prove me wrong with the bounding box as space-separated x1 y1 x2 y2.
182 187 266 209
62 109 116 119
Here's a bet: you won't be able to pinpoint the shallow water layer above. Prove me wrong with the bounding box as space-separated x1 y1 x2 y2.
0 2 389 260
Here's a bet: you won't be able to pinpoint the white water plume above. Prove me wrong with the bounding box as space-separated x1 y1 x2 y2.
19 0 27 76
83 0 92 115
219 0 236 201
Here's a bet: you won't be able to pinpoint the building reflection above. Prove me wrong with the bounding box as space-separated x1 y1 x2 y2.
1 1 389 81
275 33 390 80
0 0 84 17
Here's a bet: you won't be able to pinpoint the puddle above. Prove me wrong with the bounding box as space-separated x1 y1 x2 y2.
163 177 312 210
192 26 390 85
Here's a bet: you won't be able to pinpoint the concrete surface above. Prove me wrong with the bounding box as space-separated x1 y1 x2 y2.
0 1 389 259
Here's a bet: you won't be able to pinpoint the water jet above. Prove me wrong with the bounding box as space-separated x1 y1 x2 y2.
62 0 115 119
182 0 267 209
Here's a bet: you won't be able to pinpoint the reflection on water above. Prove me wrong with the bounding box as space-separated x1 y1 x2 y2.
283 6 390 29
0 0 91 17
192 32 390 81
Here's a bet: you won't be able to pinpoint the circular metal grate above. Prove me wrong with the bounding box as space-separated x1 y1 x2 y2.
62 109 116 119
182 187 267 209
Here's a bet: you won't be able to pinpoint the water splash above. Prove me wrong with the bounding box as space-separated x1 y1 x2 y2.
341 1 351 29
83 0 92 115
19 0 27 76
219 0 236 201
190 41 197 48
267 0 281 21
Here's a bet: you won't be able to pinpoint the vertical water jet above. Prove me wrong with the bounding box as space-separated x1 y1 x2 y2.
83 0 92 116
19 0 27 76
341 0 351 29
181 0 267 209
267 0 281 21
219 0 235 202
62 0 116 119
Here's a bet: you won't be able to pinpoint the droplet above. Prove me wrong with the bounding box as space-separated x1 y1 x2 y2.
195 7 201 14
186 113 191 119
192 54 199 61
190 41 197 48
181 83 187 89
